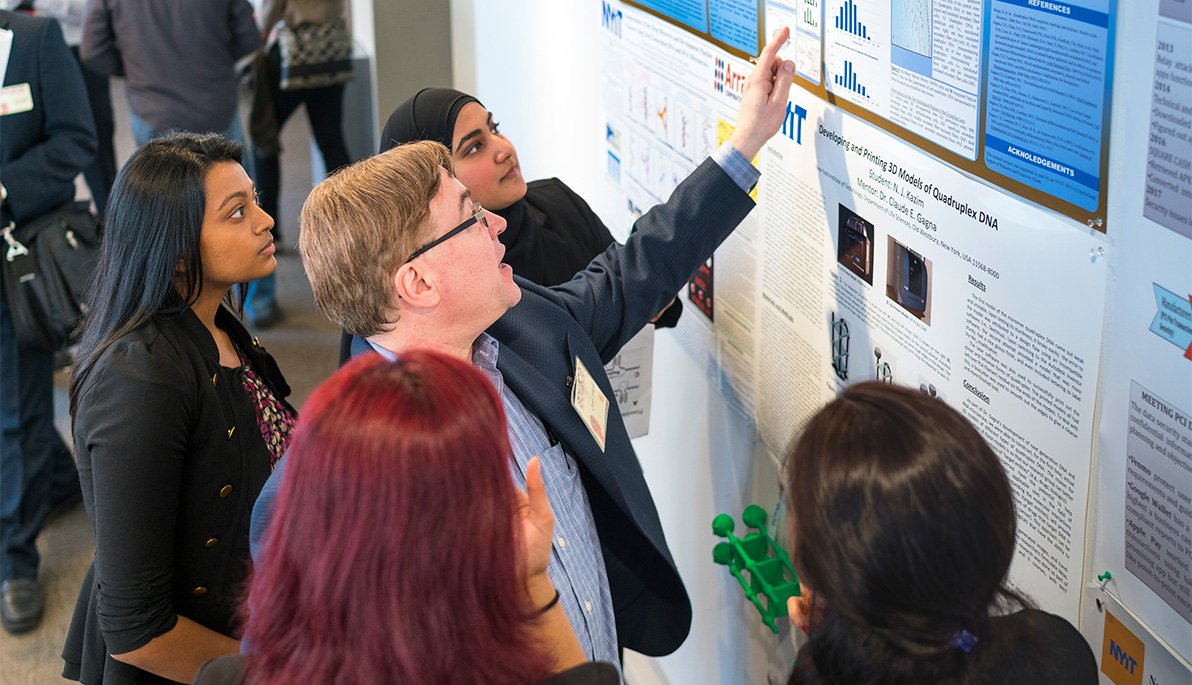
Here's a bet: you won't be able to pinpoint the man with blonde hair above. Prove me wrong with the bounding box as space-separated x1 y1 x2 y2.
256 30 796 666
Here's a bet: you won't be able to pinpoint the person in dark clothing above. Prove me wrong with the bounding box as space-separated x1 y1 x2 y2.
783 382 1097 685
10 0 118 213
63 134 294 684
0 9 96 636
250 0 352 244
244 0 354 329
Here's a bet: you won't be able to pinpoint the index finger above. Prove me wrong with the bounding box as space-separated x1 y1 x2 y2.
758 26 790 65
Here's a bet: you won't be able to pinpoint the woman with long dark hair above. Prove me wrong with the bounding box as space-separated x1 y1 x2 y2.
194 352 617 684
783 382 1096 685
64 133 294 684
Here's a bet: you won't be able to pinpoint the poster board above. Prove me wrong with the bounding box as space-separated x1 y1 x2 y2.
599 0 1107 627
467 0 1188 680
1086 0 1192 671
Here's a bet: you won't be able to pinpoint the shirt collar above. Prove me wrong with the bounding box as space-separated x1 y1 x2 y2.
471 332 500 371
366 338 398 361
365 332 500 369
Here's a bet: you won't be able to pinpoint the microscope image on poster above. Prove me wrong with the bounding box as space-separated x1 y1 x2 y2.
886 236 933 325
837 204 875 285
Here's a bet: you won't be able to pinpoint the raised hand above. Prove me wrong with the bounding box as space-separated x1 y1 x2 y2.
515 456 554 582
727 26 797 161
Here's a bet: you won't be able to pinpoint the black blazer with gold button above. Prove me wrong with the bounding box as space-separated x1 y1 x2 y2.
64 305 292 685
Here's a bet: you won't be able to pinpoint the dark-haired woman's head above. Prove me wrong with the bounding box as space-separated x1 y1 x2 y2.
71 133 274 419
102 133 249 308
785 382 1019 685
381 88 527 211
243 352 552 685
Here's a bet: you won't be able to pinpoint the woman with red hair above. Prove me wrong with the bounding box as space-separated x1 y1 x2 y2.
193 352 617 684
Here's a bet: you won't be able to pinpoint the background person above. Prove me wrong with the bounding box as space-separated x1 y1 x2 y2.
196 352 618 684
64 134 294 683
8 0 117 214
783 382 1097 685
80 0 260 149
0 8 96 636
244 0 354 329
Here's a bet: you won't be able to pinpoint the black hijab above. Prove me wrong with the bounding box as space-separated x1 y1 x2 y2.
377 88 617 287
379 88 478 154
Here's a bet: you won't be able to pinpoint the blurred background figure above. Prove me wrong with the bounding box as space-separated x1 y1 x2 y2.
0 8 95 636
782 382 1096 685
197 352 616 685
7 0 116 214
64 134 293 683
244 0 354 329
80 0 259 150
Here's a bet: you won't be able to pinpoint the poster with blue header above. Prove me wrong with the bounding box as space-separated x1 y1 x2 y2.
982 0 1114 214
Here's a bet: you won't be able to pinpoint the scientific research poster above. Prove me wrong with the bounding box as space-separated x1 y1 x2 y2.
600 2 1109 622
600 4 763 418
625 0 763 56
1088 0 1191 663
621 0 1117 225
763 0 1117 228
755 94 1108 623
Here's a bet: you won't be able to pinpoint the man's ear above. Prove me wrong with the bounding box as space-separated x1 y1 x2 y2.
394 262 440 309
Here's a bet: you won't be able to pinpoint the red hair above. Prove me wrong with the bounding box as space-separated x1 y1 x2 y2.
242 352 552 684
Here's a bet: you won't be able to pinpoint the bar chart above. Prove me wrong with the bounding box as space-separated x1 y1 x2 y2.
834 59 867 96
834 0 870 39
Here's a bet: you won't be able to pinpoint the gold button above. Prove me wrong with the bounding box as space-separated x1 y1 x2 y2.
211 374 217 386
193 587 208 597
205 537 219 548
226 426 235 439
252 336 260 347
219 485 233 498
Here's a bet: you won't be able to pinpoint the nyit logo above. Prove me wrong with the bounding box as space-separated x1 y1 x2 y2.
1109 640 1139 675
714 58 745 100
601 1 622 38
782 101 807 144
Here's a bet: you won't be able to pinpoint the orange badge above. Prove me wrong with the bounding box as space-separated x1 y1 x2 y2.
1101 610 1144 685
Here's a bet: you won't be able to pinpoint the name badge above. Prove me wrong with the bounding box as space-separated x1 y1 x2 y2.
0 83 33 116
570 357 609 452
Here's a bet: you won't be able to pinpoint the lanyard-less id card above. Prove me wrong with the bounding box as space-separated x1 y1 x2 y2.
0 83 32 116
570 357 609 452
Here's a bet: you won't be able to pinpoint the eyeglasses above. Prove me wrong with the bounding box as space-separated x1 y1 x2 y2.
403 201 489 264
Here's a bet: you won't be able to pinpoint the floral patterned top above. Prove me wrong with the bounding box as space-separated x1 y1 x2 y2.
237 346 295 468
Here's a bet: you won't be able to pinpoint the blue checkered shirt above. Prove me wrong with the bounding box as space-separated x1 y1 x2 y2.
713 141 760 192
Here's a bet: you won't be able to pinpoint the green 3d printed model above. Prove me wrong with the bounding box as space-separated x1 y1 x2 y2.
712 504 800 635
